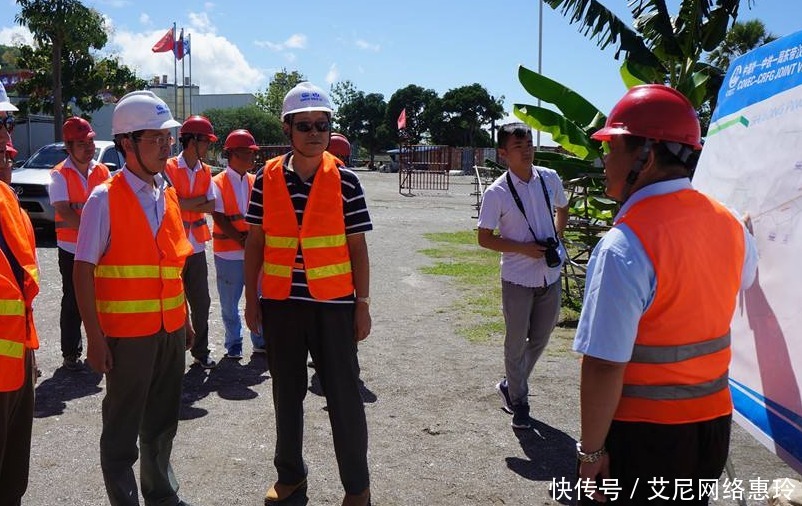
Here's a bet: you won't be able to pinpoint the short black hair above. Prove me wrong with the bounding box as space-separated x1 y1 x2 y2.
497 122 532 149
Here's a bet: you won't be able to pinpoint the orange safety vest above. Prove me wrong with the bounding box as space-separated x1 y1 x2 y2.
94 173 192 337
212 170 254 253
164 157 212 243
261 153 354 300
614 189 745 424
52 161 110 245
0 182 39 391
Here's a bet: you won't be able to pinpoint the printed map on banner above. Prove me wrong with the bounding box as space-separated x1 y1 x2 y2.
693 30 802 474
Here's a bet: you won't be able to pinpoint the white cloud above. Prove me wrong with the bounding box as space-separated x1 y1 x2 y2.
355 39 380 52
109 28 265 94
97 0 131 7
0 26 33 47
204 2 215 11
325 64 339 85
188 12 215 34
139 13 151 26
255 33 307 52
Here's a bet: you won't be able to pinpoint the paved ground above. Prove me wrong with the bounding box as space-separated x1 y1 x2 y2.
23 170 800 505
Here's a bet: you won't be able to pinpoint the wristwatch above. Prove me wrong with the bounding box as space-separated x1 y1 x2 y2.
356 296 371 306
576 442 606 463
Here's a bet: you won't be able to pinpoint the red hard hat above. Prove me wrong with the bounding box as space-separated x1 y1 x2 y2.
224 129 259 151
327 132 351 158
63 117 96 142
5 140 17 159
592 85 702 150
180 115 218 142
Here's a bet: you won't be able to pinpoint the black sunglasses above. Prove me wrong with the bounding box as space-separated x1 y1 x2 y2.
294 120 330 133
1 115 15 133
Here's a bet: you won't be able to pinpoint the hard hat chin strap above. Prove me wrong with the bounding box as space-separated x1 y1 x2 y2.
622 139 653 202
129 135 160 177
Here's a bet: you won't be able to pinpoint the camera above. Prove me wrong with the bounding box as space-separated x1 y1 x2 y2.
539 237 562 268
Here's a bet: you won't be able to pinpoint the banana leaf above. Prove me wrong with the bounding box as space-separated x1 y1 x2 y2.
513 104 598 160
518 65 605 129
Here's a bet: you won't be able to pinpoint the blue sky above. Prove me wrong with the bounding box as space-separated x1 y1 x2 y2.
0 0 798 128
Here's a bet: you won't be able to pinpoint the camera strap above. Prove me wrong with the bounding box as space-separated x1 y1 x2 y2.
505 169 560 241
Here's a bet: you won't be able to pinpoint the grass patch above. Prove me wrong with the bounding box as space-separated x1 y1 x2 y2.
419 230 579 348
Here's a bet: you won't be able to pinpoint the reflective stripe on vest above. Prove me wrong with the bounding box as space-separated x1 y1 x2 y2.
95 265 183 279
613 189 745 424
0 298 24 316
0 338 24 359
96 292 185 314
260 153 354 300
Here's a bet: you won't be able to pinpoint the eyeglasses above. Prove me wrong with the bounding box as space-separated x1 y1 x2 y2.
294 120 330 133
1 115 15 133
136 135 174 147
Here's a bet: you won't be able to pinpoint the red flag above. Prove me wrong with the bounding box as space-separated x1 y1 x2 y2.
174 28 185 60
152 27 174 53
397 108 407 130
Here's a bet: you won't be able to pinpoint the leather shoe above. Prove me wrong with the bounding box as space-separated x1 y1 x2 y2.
265 478 307 503
342 487 370 506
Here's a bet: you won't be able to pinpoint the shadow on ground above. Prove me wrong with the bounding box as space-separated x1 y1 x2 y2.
507 417 577 505
180 354 269 420
309 370 378 404
34 365 103 418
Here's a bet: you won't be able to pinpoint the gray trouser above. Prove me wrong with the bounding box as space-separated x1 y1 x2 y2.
501 279 561 406
100 328 186 506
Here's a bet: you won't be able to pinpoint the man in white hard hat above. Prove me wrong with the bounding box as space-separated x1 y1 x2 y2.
0 80 42 506
74 90 196 506
244 82 373 505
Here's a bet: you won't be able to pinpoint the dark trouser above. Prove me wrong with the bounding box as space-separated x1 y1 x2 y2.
580 414 731 505
262 299 369 494
59 248 83 359
0 350 34 506
183 251 211 360
100 328 186 506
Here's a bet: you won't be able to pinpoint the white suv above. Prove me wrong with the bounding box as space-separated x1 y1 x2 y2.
10 140 123 225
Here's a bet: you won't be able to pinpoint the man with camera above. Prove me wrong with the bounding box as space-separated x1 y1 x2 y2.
477 122 568 430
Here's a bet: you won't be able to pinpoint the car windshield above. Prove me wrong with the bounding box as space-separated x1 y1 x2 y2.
22 145 68 169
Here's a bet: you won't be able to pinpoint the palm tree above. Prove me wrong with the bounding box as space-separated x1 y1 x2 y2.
707 19 778 70
542 0 747 110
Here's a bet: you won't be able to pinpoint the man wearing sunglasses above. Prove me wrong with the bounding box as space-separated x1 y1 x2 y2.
74 91 196 506
164 115 218 370
244 82 373 506
573 85 758 505
49 117 111 371
0 80 41 506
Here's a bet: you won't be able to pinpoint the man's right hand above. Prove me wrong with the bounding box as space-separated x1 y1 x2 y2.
86 335 113 374
245 299 262 336
520 241 547 259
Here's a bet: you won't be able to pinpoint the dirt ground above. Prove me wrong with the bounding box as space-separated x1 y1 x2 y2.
24 171 800 505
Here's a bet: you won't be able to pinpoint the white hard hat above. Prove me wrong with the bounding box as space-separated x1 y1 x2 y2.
112 90 181 135
0 81 18 112
281 82 333 121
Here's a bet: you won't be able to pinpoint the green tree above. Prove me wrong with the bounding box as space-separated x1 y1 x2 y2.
386 84 439 144
254 68 305 118
202 104 285 153
15 46 145 121
15 0 107 140
707 19 777 70
430 83 504 147
0 44 23 72
330 79 359 130
336 91 392 166
543 0 745 122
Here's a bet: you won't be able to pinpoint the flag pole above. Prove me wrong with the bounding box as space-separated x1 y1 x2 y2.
188 33 192 115
536 0 543 151
172 22 178 121
181 28 186 119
